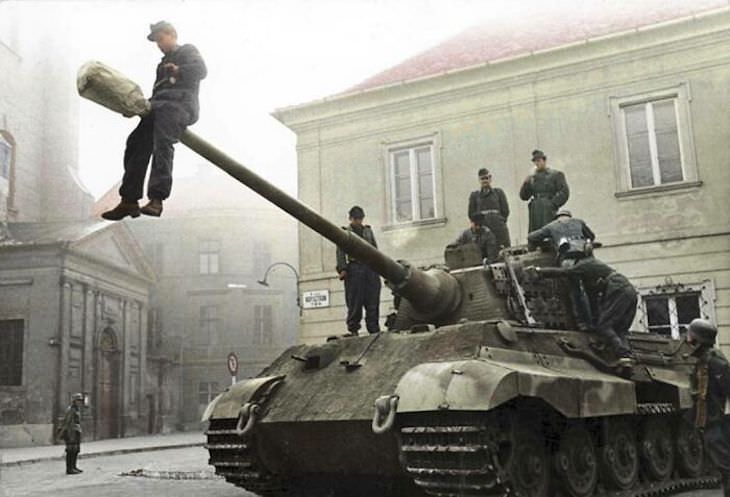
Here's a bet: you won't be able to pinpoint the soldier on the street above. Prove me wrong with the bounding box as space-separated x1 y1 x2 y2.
102 21 207 221
686 318 730 497
527 209 595 328
57 393 84 475
453 212 499 263
526 254 637 369
467 168 511 249
336 206 381 335
519 150 570 232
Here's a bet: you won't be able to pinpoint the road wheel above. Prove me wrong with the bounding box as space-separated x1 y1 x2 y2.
599 418 638 490
555 424 598 497
639 417 674 481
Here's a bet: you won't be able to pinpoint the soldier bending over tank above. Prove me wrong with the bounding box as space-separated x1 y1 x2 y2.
526 252 636 368
686 318 730 497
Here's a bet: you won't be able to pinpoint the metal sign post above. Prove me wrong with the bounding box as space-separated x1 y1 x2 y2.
227 352 239 385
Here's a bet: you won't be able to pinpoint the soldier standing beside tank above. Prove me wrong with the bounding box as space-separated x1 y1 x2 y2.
526 255 636 369
336 206 381 335
102 21 207 221
519 150 570 232
453 212 499 263
527 209 595 329
57 393 84 475
467 168 511 249
686 319 730 497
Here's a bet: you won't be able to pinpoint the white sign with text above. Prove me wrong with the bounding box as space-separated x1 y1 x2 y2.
302 290 330 309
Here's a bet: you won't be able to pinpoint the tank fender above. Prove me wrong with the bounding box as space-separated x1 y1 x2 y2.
394 359 636 417
202 375 285 422
394 360 518 413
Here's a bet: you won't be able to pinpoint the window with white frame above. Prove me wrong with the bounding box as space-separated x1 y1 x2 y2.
199 239 220 274
389 143 436 223
253 304 273 345
197 305 219 344
610 84 698 194
637 280 715 339
0 135 11 179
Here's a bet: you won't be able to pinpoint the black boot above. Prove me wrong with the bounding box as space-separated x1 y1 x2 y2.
72 451 82 473
65 451 76 475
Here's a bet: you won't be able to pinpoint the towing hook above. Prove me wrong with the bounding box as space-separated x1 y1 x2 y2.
372 394 399 435
235 402 260 438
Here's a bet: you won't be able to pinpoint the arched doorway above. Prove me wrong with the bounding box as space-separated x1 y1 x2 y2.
98 328 120 439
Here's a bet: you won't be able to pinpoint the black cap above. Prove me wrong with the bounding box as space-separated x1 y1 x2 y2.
532 149 547 162
478 168 490 178
688 318 717 345
348 205 365 219
147 21 176 41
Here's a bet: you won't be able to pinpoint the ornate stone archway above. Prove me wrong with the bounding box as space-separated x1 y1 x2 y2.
97 327 120 439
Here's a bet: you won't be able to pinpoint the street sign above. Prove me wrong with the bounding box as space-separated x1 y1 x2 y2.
227 352 239 376
302 289 330 309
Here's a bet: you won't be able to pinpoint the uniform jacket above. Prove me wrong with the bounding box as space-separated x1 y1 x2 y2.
527 217 595 252
691 347 730 426
454 227 498 262
519 168 569 231
539 257 632 300
151 44 207 123
58 404 81 443
468 187 510 221
336 224 377 273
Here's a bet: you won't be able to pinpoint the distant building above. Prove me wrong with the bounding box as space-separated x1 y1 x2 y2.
274 1 730 350
0 18 167 447
95 166 299 427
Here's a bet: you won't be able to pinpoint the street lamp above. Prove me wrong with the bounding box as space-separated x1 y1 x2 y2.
257 262 301 314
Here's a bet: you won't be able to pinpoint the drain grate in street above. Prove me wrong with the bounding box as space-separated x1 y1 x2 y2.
120 468 222 480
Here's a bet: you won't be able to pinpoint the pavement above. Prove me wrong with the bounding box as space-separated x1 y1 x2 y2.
0 431 205 467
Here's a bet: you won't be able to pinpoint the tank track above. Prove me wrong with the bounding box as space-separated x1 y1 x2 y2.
398 410 720 497
205 418 284 496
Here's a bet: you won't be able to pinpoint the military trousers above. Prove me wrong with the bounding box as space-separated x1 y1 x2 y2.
595 285 637 358
705 416 730 496
482 214 511 249
119 100 192 202
344 263 381 334
64 432 81 473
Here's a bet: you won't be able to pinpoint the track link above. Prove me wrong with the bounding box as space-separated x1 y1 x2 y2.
398 413 720 497
205 418 284 496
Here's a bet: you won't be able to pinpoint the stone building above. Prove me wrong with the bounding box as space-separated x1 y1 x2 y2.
274 1 730 350
95 166 300 427
0 13 169 446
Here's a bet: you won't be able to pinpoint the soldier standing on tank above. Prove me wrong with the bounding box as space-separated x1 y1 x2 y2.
453 212 499 263
527 209 595 329
57 393 84 475
526 254 636 368
336 206 381 335
102 21 207 221
686 319 730 497
468 168 511 249
519 150 570 232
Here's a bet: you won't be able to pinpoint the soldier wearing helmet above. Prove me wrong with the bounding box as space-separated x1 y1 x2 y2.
687 319 730 496
57 393 85 475
335 206 381 335
527 209 595 329
452 212 499 263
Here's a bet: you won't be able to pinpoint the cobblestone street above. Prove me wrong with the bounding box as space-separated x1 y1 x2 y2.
0 446 250 497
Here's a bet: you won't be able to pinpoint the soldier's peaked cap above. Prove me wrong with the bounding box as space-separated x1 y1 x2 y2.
688 318 717 345
532 149 547 161
147 21 176 41
348 206 365 219
71 393 84 401
478 168 490 177
555 209 572 218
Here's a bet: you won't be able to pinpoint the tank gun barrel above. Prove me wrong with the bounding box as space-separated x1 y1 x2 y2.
75 61 461 321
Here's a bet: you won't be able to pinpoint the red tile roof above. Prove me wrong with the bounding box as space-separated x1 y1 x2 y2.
348 0 728 93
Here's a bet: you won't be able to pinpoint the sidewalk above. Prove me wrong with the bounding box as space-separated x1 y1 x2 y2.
0 431 205 467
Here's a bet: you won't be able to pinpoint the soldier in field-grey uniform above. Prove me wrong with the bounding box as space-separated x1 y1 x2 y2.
519 150 570 232
336 206 381 335
57 393 84 475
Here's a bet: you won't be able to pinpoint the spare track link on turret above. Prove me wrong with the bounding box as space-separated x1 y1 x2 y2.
397 407 720 497
205 418 284 496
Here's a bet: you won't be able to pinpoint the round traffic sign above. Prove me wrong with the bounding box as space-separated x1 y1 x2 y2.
227 352 239 376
